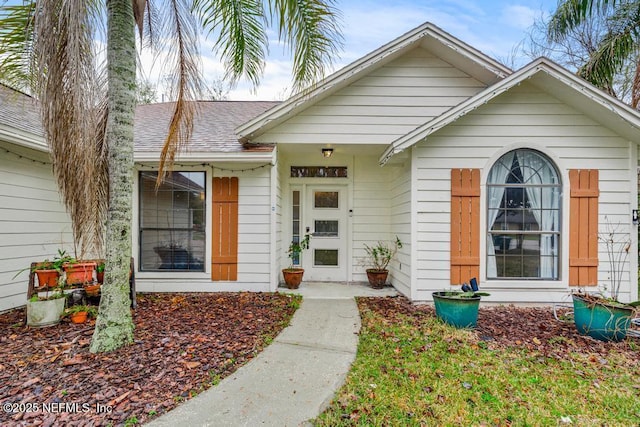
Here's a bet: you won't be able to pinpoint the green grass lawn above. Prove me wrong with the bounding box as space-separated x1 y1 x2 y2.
315 298 640 426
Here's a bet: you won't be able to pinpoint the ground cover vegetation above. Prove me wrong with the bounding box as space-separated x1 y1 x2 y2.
0 292 300 426
316 297 640 426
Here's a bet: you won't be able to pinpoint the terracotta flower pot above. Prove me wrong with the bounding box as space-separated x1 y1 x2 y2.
35 269 60 288
84 283 101 297
63 262 97 285
366 269 388 289
282 269 304 289
70 311 88 324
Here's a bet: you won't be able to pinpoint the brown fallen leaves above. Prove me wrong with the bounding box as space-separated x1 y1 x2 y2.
358 296 640 362
2 294 638 426
0 292 298 426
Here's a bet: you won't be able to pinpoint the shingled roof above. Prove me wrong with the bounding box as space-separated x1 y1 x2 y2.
0 87 278 156
0 83 44 145
134 100 279 154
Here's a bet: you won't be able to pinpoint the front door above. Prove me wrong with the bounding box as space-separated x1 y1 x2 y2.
303 185 348 281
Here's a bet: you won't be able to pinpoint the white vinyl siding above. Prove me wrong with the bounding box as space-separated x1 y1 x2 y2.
0 142 73 311
255 48 486 145
273 151 283 291
388 160 412 296
351 155 392 282
237 170 272 286
413 83 636 303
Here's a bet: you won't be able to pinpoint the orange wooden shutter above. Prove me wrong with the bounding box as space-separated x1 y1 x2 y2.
212 177 238 281
450 169 480 284
569 169 599 286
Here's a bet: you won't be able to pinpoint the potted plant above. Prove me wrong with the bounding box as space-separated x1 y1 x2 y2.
63 259 97 285
65 304 98 324
362 237 402 289
96 261 105 283
13 249 73 289
433 278 489 328
31 262 60 289
84 282 101 297
571 219 640 341
26 284 67 327
282 234 311 289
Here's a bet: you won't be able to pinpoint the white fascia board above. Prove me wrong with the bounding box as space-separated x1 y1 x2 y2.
421 28 511 82
380 58 640 165
236 22 511 141
0 125 47 151
134 150 276 164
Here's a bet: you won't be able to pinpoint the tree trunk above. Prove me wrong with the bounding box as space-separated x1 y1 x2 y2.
90 0 136 353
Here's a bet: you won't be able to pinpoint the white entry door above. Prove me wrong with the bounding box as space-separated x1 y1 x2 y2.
303 185 348 281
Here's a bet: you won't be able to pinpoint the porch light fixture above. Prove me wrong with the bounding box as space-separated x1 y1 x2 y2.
322 148 333 158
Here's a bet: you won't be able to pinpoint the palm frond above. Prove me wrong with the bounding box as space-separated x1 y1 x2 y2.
34 0 105 256
0 2 37 90
156 0 203 183
133 0 146 38
632 56 640 108
548 0 619 42
578 2 640 95
195 0 267 87
270 0 343 92
90 71 110 256
139 0 158 48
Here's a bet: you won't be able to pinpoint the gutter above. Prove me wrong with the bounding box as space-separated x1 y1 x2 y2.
134 150 276 165
0 125 47 152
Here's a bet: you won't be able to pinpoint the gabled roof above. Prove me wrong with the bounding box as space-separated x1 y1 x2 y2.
380 57 640 164
134 100 279 161
236 22 512 142
0 83 45 150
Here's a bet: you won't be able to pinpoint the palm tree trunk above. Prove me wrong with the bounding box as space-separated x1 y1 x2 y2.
90 0 136 353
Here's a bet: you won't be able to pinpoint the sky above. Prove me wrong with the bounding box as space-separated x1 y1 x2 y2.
141 0 561 101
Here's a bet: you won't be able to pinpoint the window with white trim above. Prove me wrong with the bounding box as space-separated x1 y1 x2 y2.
139 171 206 271
487 149 561 279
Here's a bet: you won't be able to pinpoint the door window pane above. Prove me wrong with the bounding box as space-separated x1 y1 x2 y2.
314 249 339 266
314 191 339 208
314 220 338 237
291 191 301 265
291 166 347 178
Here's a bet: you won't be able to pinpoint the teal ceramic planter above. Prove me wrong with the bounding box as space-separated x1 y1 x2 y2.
433 291 481 328
572 294 633 342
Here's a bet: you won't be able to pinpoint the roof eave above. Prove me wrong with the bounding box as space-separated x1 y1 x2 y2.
134 150 275 164
0 125 47 151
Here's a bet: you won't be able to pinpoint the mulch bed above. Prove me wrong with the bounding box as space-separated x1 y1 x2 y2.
0 292 299 426
2 294 639 426
359 296 640 362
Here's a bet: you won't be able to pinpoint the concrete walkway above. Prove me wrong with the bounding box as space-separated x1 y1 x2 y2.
146 282 397 427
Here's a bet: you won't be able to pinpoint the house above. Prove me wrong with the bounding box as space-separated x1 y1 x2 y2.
2 22 639 311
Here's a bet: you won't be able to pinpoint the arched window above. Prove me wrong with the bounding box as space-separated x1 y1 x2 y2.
487 149 561 279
